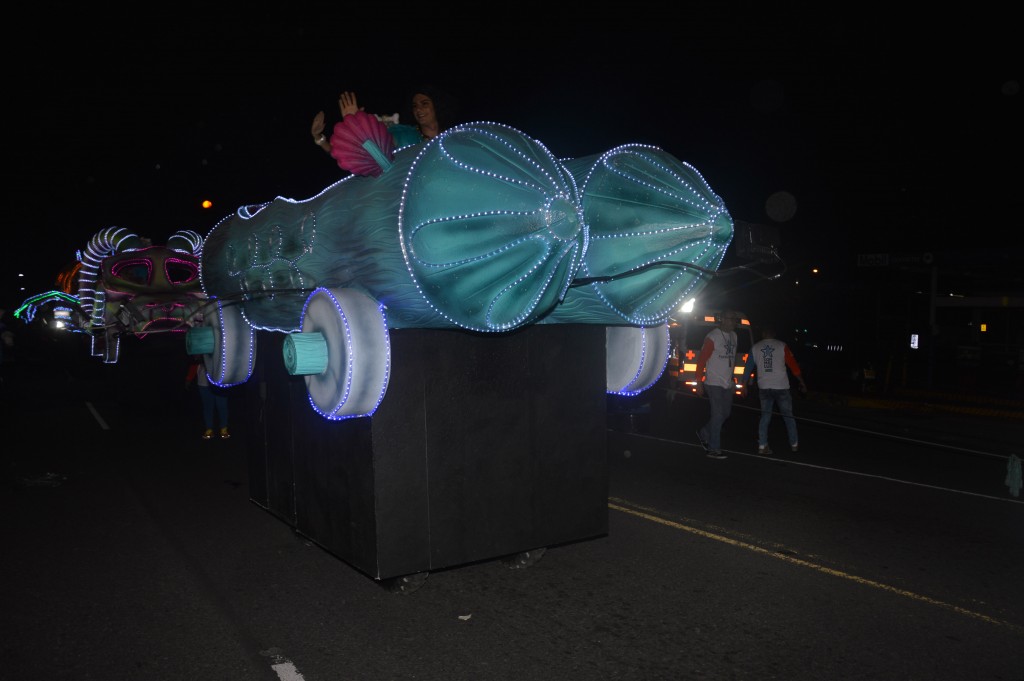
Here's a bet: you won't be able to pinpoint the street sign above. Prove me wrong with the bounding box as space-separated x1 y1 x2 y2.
857 252 935 267
857 253 889 267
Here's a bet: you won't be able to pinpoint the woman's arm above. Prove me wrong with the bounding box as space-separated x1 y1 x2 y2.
311 110 330 153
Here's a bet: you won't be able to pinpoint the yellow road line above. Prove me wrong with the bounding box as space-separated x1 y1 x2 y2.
608 500 1023 636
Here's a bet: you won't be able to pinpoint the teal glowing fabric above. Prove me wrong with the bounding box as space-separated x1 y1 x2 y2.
398 123 586 330
544 145 733 325
389 124 423 148
199 122 732 333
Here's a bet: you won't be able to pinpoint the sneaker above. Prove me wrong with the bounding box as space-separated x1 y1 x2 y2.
790 443 799 453
695 429 709 451
706 450 728 460
202 428 214 440
758 445 773 455
219 427 231 440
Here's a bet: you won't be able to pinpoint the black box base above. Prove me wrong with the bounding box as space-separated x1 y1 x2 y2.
245 324 609 580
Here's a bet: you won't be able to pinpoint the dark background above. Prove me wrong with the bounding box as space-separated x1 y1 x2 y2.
5 6 1022 390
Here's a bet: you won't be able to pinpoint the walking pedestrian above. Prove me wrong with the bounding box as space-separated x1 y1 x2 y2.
185 356 231 440
743 323 806 454
694 310 742 459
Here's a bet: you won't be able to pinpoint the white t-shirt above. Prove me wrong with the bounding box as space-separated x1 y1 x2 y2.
697 328 738 388
747 338 800 390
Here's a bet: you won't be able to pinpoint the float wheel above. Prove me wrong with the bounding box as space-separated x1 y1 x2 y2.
503 547 547 569
605 323 671 395
383 572 429 594
203 301 255 386
295 287 390 420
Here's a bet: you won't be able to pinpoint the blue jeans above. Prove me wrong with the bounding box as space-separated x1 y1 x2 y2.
699 385 734 451
198 385 229 430
757 388 798 447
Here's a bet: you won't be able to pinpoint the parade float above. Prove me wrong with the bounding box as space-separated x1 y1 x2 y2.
192 120 733 418
14 228 206 364
19 120 733 413
19 119 736 589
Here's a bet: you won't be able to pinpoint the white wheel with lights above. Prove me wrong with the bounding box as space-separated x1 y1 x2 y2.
605 323 671 395
383 571 429 594
286 287 390 420
197 301 255 386
503 547 547 569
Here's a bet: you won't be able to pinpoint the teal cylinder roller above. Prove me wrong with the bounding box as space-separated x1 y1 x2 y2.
283 331 328 376
185 325 215 356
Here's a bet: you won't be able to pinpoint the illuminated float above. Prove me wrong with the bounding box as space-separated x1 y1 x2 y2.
191 120 733 419
16 119 736 588
15 227 207 364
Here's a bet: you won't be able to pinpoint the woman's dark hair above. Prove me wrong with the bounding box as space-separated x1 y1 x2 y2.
406 83 460 130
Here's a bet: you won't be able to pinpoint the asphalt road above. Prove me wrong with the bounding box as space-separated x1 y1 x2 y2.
2 334 1022 681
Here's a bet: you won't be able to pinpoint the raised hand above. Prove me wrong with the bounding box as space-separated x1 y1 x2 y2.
339 91 362 117
311 110 326 139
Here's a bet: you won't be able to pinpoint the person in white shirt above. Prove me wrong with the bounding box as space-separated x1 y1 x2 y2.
694 311 741 459
743 323 806 455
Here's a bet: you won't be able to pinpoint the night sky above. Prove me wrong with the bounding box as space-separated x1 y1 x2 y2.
7 8 1021 325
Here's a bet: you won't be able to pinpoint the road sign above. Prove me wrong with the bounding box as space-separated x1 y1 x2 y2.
857 253 889 267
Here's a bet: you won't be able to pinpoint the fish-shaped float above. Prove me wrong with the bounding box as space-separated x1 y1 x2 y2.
189 121 733 419
17 120 733 419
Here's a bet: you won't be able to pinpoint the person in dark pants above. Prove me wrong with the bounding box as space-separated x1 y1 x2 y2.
744 323 806 455
694 311 741 459
185 357 230 440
